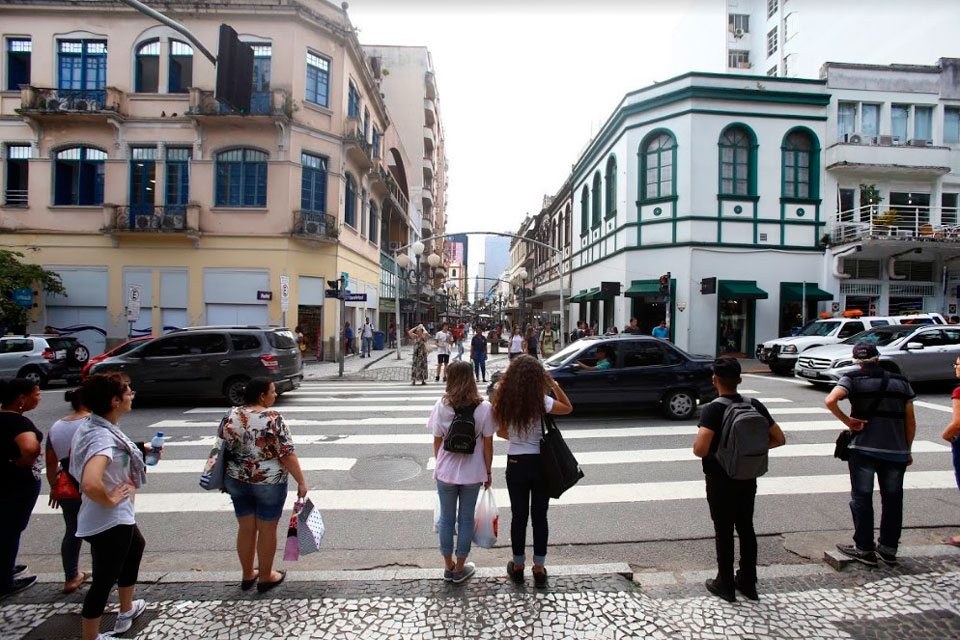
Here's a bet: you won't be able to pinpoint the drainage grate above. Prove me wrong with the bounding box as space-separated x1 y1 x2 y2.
22 610 160 640
350 455 422 483
834 609 960 639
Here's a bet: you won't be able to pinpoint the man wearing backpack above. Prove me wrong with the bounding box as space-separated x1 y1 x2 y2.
693 358 786 602
824 342 916 567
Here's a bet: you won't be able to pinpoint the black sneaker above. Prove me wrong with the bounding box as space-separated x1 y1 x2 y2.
0 575 38 599
13 565 27 578
734 572 759 601
532 567 548 588
704 578 736 602
876 548 899 567
836 544 879 566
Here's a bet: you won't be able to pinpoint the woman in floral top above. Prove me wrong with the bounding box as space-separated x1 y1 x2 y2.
220 377 307 593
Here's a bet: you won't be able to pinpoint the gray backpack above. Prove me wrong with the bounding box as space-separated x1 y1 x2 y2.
713 397 771 480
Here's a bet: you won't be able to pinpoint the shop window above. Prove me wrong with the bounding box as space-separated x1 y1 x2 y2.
215 148 267 207
134 40 160 92
640 131 676 201
169 40 193 93
305 51 330 107
718 299 751 358
6 38 31 91
4 144 30 206
53 146 106 206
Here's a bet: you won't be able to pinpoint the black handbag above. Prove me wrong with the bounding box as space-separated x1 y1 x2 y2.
539 414 584 499
834 371 889 462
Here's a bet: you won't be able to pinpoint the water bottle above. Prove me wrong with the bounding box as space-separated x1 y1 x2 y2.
145 432 164 466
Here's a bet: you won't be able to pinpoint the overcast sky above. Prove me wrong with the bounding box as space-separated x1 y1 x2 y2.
346 0 960 282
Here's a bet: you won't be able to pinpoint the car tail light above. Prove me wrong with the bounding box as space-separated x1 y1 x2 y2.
260 355 279 370
41 349 55 360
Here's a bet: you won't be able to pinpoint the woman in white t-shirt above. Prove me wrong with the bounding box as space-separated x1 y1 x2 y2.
428 361 494 584
492 354 573 587
508 326 524 360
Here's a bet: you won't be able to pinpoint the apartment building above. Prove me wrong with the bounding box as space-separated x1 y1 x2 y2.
0 0 418 357
526 183 572 330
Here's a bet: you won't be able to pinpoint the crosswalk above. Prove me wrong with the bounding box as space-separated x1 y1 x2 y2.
27 379 960 550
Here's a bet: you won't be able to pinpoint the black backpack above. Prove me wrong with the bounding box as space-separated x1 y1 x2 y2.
443 404 480 454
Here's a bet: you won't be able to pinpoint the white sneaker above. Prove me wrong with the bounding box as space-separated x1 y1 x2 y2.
113 599 146 634
95 634 116 640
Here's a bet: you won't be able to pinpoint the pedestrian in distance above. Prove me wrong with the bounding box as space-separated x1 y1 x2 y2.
388 322 397 349
941 355 960 548
45 388 92 594
825 342 916 567
605 326 619 336
408 324 429 385
492 355 573 587
294 325 307 355
71 373 155 640
508 326 524 360
623 317 641 334
540 322 558 359
435 323 452 382
0 378 43 599
652 320 669 340
343 322 355 357
470 327 488 383
523 326 539 359
220 377 308 593
453 322 465 361
429 361 495 584
361 317 374 358
693 358 785 602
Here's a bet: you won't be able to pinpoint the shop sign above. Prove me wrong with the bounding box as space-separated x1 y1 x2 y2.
257 290 273 301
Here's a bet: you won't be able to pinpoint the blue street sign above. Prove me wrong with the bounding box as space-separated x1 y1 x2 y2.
11 288 32 308
324 290 339 298
344 293 367 302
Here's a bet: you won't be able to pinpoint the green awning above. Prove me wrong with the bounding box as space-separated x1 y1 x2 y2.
624 281 662 298
568 289 589 303
581 287 604 302
719 281 768 300
782 283 833 302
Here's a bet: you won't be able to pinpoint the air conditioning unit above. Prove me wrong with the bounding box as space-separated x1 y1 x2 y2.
304 220 322 235
389 241 400 251
134 215 158 229
161 214 185 229
737 61 752 69
877 135 894 146
733 28 745 38
846 133 862 144
907 138 932 147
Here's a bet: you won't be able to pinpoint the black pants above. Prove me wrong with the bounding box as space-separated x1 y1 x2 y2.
505 454 550 564
0 478 40 590
59 498 83 581
705 472 757 588
81 524 145 619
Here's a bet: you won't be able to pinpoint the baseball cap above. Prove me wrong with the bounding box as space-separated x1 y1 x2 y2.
711 357 741 379
851 342 879 361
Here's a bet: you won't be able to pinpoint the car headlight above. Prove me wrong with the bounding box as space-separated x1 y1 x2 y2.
832 359 853 369
780 345 798 354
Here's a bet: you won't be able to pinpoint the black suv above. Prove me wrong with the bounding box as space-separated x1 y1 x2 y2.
87 326 303 404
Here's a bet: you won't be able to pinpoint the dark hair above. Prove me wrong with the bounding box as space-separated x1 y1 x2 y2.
596 345 611 359
80 372 130 416
242 377 274 405
711 357 741 382
443 361 482 409
0 378 39 407
64 388 85 412
492 355 549 436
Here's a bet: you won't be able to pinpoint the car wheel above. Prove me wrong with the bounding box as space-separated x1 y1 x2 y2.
18 367 48 389
663 390 696 420
769 362 794 376
224 376 250 406
68 344 90 365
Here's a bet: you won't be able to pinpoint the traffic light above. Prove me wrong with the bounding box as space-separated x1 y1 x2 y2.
658 274 670 296
215 24 253 112
327 279 341 293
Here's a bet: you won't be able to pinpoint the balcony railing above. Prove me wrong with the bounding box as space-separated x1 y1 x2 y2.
3 189 28 207
113 205 189 231
830 205 960 244
293 210 338 242
188 88 292 117
18 86 120 113
386 172 410 215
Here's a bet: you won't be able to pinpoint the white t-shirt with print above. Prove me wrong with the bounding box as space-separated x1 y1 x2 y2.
507 395 555 455
436 331 451 354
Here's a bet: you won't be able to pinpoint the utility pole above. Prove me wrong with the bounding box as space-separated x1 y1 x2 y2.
339 272 347 378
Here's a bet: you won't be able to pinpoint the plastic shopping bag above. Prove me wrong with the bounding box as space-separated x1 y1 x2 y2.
432 493 441 533
283 500 302 562
472 488 499 549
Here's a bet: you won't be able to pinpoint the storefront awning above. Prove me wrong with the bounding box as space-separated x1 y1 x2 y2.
582 287 605 302
568 289 589 303
624 281 662 298
781 283 833 302
719 281 769 300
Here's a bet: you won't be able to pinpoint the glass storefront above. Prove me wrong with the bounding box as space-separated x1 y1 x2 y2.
718 299 750 357
888 297 924 315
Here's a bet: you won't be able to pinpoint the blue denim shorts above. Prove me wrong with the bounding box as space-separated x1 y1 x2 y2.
224 476 288 522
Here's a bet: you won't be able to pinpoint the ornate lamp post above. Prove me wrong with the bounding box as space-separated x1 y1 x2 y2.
396 241 444 327
511 268 528 329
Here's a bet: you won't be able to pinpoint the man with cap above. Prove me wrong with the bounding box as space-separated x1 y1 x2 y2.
693 358 786 602
825 341 916 567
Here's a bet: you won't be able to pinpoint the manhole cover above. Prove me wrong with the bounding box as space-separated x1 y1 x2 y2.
350 455 422 483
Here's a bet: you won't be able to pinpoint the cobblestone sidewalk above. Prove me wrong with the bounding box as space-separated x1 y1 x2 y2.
4 555 959 639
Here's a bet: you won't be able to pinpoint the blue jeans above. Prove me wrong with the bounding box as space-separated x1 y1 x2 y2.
361 336 372 357
473 357 486 380
454 341 464 361
436 480 481 559
848 451 907 553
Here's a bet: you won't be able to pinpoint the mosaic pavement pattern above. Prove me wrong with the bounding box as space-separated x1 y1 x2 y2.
2 558 959 639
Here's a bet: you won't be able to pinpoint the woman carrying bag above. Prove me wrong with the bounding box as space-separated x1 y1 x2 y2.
428 361 494 583
492 355 572 587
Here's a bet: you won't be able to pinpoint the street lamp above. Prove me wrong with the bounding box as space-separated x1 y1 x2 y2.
513 268 528 328
401 243 444 326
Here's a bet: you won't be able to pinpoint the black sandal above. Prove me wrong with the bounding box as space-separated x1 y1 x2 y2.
256 570 286 593
240 569 259 591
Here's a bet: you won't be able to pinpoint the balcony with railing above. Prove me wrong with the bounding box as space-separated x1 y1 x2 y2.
17 86 122 119
292 210 338 243
425 71 437 100
187 87 293 119
368 163 389 196
423 126 435 153
829 205 960 245
343 118 373 171
385 172 410 218
423 156 435 182
103 204 199 241
424 97 436 126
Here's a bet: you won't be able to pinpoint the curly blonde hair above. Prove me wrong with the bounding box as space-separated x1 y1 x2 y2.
492 354 549 436
443 361 482 409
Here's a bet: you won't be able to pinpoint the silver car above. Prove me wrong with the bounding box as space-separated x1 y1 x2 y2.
795 324 960 385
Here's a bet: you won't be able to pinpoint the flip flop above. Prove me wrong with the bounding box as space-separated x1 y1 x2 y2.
62 571 90 594
942 536 960 548
256 570 286 593
240 569 260 591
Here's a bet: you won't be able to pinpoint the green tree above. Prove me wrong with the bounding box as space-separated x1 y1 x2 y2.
0 250 65 333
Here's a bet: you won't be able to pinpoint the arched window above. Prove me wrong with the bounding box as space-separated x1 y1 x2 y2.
369 200 379 245
605 156 617 218
135 40 160 93
591 172 601 227
54 146 106 205
782 129 819 199
344 172 357 227
718 125 755 196
215 148 267 207
580 186 589 235
564 204 571 245
640 131 677 200
169 40 193 93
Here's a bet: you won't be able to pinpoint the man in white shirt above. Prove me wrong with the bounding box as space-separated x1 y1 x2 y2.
435 323 452 382
361 318 374 358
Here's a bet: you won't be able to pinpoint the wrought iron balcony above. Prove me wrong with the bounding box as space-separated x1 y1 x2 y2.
17 86 121 116
111 205 190 232
344 121 373 170
187 88 293 118
292 210 338 242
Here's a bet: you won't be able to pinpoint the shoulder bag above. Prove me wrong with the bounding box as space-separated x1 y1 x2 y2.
539 414 584 499
199 420 228 490
834 371 889 461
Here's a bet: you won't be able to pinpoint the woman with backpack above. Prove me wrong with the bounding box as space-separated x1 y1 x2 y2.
427 361 495 583
492 355 573 587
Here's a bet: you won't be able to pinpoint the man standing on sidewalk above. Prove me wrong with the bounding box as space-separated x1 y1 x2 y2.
693 358 785 602
360 317 374 358
343 321 355 357
825 342 916 567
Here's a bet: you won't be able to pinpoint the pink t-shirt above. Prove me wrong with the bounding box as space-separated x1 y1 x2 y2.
428 399 495 485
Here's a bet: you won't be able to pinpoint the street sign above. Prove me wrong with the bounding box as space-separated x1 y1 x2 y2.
125 284 142 323
257 290 273 301
831 302 841 313
344 293 367 302
11 288 32 308
324 290 340 299
280 275 290 312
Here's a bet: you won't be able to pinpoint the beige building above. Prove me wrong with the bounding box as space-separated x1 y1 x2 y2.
0 0 419 358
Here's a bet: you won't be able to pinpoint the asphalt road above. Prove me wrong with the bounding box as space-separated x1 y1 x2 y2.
16 373 960 575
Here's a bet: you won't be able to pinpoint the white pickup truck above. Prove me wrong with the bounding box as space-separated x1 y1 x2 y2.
756 314 945 375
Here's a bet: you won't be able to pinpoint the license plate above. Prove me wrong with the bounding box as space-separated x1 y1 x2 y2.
55 350 67 359
798 369 818 378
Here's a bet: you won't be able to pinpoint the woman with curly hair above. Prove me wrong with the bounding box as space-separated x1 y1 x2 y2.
492 354 572 587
